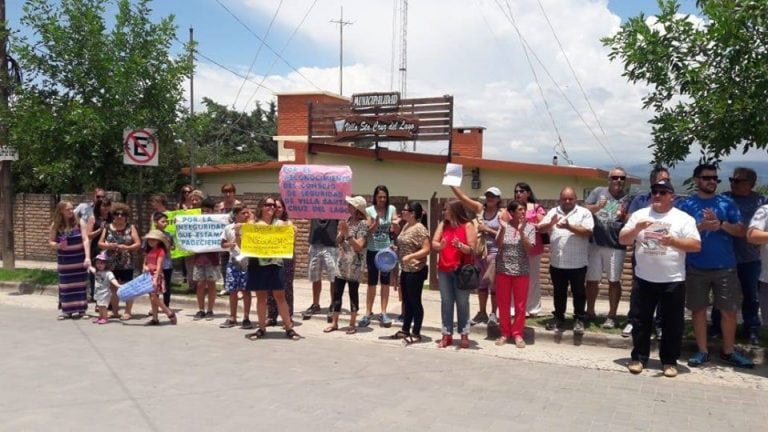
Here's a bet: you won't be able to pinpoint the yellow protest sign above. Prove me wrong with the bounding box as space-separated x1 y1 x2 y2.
240 224 295 258
164 208 201 259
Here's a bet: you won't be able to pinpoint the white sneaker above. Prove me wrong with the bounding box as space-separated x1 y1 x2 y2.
488 313 498 325
622 323 633 337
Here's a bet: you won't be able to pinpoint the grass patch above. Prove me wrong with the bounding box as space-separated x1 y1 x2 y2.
0 268 59 285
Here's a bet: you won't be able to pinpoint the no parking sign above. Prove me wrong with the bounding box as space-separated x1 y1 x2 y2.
123 128 159 166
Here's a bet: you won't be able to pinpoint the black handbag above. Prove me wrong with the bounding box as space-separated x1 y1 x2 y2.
455 264 480 291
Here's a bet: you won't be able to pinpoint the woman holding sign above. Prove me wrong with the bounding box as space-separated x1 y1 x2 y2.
244 197 301 341
360 185 401 328
267 197 294 325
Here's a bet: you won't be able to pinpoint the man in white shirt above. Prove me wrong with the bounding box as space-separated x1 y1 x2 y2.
619 180 701 378
538 187 594 334
74 187 106 225
747 202 768 336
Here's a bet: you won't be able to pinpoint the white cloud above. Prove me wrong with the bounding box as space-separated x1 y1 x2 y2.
185 0 767 171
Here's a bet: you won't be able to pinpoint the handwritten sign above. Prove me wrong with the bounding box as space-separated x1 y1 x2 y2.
240 224 295 258
175 214 229 253
442 163 463 186
164 208 200 259
279 164 352 219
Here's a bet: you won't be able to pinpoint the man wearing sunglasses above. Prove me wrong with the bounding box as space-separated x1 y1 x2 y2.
584 167 631 330
620 179 700 377
677 164 753 368
74 187 106 225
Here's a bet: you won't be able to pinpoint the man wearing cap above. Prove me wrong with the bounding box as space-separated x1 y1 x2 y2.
677 164 753 368
620 179 700 377
584 167 631 330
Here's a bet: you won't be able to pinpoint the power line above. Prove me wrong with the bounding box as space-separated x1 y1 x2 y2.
214 0 323 92
231 0 284 109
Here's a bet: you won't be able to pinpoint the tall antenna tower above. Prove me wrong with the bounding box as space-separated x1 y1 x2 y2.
398 0 408 97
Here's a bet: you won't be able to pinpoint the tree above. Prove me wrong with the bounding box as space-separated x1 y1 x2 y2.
603 0 768 166
3 0 192 194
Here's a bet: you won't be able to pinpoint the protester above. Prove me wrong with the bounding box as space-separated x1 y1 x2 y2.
619 180 700 377
98 202 140 320
584 167 630 331
537 187 594 334
514 182 546 317
74 187 106 225
325 196 369 335
244 196 301 340
391 201 430 344
301 218 338 322
49 200 91 320
494 201 536 348
86 196 112 304
152 212 175 308
219 205 253 329
177 184 194 210
747 202 768 332
91 251 120 325
142 230 177 326
360 185 400 328
432 199 477 349
267 197 294 324
148 193 169 229
215 183 242 296
184 190 205 293
449 185 502 327
191 197 221 321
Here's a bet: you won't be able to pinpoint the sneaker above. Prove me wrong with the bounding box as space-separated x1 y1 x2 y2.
240 318 253 329
380 313 393 328
545 319 564 332
470 311 488 325
301 304 321 320
488 313 499 326
573 319 585 335
621 323 633 338
193 310 205 321
602 317 616 329
205 310 214 321
662 364 678 378
627 361 644 374
687 351 710 367
720 351 755 369
358 314 372 327
219 318 237 328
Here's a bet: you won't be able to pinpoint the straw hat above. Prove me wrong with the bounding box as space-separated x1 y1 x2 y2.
345 196 367 216
144 229 170 249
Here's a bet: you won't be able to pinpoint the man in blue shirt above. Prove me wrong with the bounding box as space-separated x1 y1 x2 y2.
677 164 753 368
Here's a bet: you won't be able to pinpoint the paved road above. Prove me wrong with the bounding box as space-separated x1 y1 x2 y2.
1 293 767 432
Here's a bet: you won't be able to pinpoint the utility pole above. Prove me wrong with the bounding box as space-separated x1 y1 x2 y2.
188 26 196 187
0 0 15 269
330 7 352 96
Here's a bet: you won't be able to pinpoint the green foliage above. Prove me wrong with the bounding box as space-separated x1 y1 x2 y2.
0 268 59 285
603 0 768 166
4 0 192 194
192 97 277 166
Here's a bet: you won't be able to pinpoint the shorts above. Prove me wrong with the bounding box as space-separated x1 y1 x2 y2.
308 245 339 282
193 265 222 282
225 262 248 292
685 267 741 311
246 262 284 292
586 244 625 282
366 249 391 286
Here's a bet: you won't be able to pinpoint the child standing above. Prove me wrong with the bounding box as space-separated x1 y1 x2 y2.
92 251 120 324
193 198 222 320
152 212 174 307
143 229 177 325
219 205 253 329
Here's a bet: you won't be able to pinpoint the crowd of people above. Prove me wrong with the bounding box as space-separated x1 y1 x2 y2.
49 164 768 376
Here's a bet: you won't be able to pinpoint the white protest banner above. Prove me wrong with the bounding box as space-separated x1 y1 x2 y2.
174 214 229 253
442 163 463 186
279 164 352 219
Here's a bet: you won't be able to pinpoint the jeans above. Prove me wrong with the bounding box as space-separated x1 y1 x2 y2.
548 266 587 321
438 270 471 335
401 267 428 335
629 278 685 365
711 260 762 333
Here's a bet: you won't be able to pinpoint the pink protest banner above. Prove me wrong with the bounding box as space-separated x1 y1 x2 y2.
279 165 353 219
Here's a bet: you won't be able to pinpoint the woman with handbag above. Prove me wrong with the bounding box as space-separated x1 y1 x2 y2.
514 182 546 317
494 201 536 348
449 185 504 326
432 199 477 349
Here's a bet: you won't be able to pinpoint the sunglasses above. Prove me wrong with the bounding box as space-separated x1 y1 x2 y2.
651 190 670 196
263 203 275 208
610 176 627 181
698 175 721 183
182 190 192 194
113 212 127 217
729 177 748 183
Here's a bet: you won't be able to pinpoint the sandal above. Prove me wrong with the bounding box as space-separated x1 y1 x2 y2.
346 326 357 335
389 330 410 340
403 335 422 345
285 328 301 340
144 319 160 326
120 313 133 321
244 328 266 340
323 325 338 333
168 312 177 325
495 336 509 346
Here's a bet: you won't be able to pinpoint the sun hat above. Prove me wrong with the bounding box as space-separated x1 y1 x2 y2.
144 229 170 249
345 195 367 215
374 247 398 273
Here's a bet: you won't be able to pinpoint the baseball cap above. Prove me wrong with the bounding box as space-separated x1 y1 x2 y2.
485 187 502 197
651 179 674 193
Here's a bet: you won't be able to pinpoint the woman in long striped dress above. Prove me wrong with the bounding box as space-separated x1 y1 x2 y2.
49 200 91 320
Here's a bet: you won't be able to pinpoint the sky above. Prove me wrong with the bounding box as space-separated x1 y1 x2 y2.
11 0 766 171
